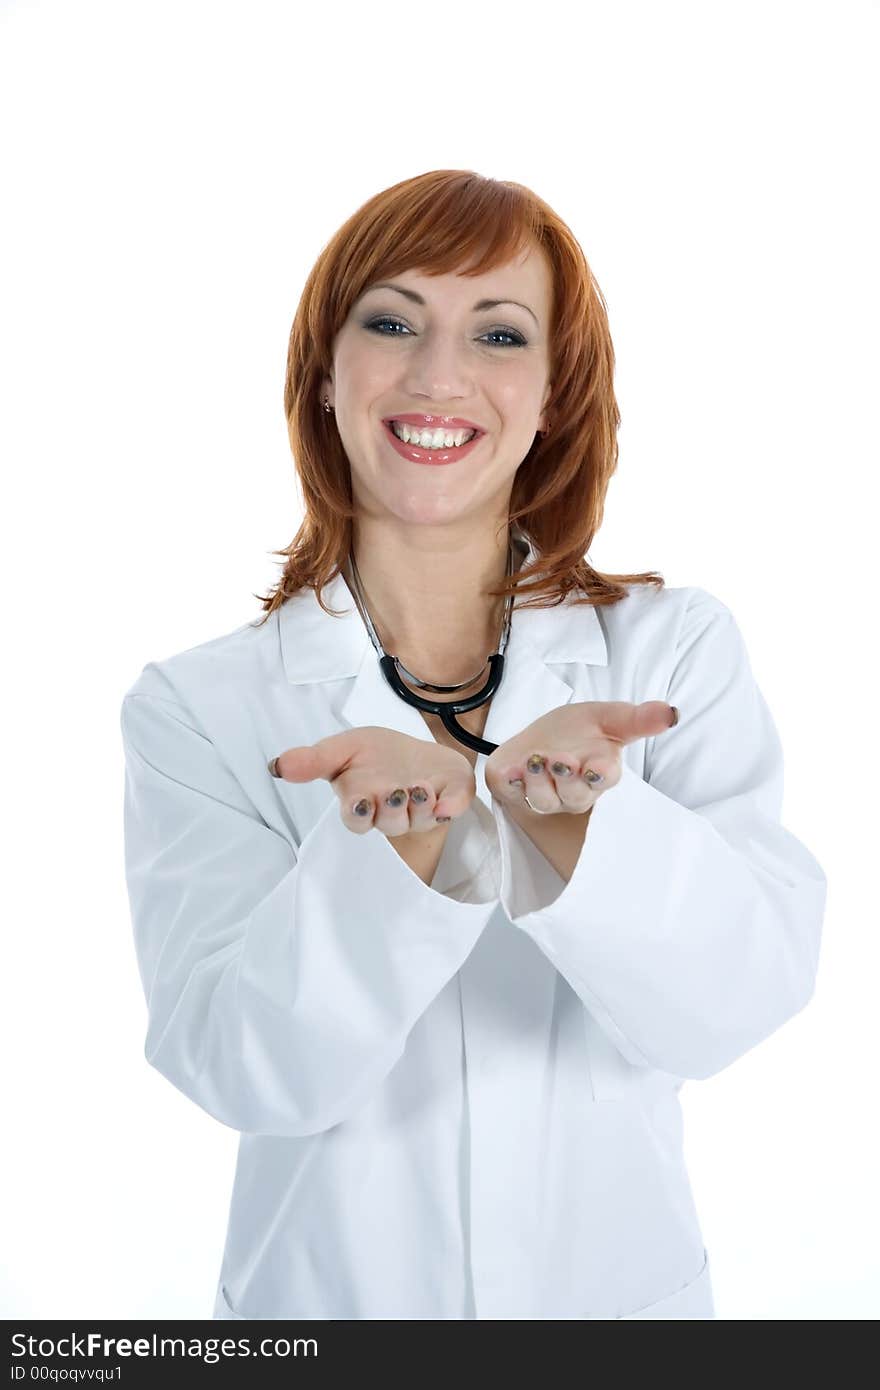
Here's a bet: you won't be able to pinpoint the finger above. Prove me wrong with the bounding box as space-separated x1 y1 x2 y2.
270 733 356 784
546 755 603 814
597 700 679 746
433 772 477 825
515 752 564 815
341 786 426 837
376 782 448 836
406 783 442 834
341 791 377 836
509 750 616 814
268 744 327 782
373 784 420 839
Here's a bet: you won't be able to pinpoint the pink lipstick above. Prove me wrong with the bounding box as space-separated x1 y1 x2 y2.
382 419 484 467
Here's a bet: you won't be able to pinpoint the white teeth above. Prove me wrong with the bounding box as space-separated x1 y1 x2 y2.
390 422 477 449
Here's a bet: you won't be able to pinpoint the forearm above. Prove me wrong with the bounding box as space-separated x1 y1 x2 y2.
388 824 449 888
498 800 593 883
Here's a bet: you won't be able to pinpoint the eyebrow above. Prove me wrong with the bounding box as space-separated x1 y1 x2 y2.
363 281 539 328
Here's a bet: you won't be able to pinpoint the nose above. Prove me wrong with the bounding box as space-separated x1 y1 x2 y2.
400 329 476 402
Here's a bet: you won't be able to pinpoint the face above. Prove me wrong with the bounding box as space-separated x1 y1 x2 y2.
322 243 554 531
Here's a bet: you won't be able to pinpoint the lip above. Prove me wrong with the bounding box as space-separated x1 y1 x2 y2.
382 413 486 434
382 418 484 467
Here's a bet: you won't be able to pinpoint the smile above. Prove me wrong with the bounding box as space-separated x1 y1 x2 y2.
382 419 484 466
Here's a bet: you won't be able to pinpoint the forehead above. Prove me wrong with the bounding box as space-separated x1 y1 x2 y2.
360 243 552 313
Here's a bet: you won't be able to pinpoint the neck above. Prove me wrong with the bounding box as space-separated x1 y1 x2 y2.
347 521 523 683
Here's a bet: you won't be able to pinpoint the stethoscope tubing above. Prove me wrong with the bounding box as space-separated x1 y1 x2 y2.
345 537 521 756
378 654 503 754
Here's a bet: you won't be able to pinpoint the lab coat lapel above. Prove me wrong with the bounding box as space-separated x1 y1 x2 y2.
278 532 609 812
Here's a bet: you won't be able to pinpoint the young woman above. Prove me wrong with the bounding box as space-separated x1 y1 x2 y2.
120 169 827 1320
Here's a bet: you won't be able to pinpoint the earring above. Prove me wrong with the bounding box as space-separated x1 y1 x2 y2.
323 397 333 413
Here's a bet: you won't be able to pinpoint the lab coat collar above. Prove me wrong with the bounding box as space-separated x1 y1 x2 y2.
277 528 609 762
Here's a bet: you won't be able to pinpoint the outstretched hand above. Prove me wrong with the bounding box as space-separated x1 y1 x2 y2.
484 701 679 816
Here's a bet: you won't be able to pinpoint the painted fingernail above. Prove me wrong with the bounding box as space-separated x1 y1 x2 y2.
508 778 524 789
583 769 604 785
268 757 282 778
353 798 371 816
435 815 451 823
669 706 679 727
386 788 408 808
550 761 572 776
526 754 545 774
409 786 429 804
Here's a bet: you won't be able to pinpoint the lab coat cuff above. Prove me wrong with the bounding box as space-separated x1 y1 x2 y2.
493 759 674 927
492 761 676 1068
297 792 498 930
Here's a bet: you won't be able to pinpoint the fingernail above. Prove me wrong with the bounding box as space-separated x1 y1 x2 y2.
668 706 679 727
409 786 429 804
268 757 282 778
550 761 572 776
353 798 371 816
526 754 545 774
435 815 451 824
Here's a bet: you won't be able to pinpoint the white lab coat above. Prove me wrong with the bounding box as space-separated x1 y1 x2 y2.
119 533 827 1320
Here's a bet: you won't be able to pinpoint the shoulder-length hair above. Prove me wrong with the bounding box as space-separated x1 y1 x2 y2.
252 168 663 627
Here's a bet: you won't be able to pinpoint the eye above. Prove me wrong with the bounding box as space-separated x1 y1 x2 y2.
363 316 526 348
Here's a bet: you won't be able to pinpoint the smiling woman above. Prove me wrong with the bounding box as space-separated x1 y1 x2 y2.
253 170 668 716
121 168 826 1324
254 168 665 640
323 237 558 637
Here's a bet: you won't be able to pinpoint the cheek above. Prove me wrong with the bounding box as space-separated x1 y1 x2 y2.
496 361 547 402
334 336 392 392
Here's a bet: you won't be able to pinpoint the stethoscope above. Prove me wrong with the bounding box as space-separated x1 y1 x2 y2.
343 535 523 755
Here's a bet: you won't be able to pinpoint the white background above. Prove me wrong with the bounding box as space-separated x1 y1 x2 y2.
1 0 877 1320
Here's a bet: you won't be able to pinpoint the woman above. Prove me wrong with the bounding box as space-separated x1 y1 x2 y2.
120 169 827 1320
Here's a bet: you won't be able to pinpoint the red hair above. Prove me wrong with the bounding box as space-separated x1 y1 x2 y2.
252 168 663 626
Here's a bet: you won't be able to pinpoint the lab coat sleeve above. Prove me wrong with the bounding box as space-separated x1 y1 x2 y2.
120 691 495 1137
491 588 827 1081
